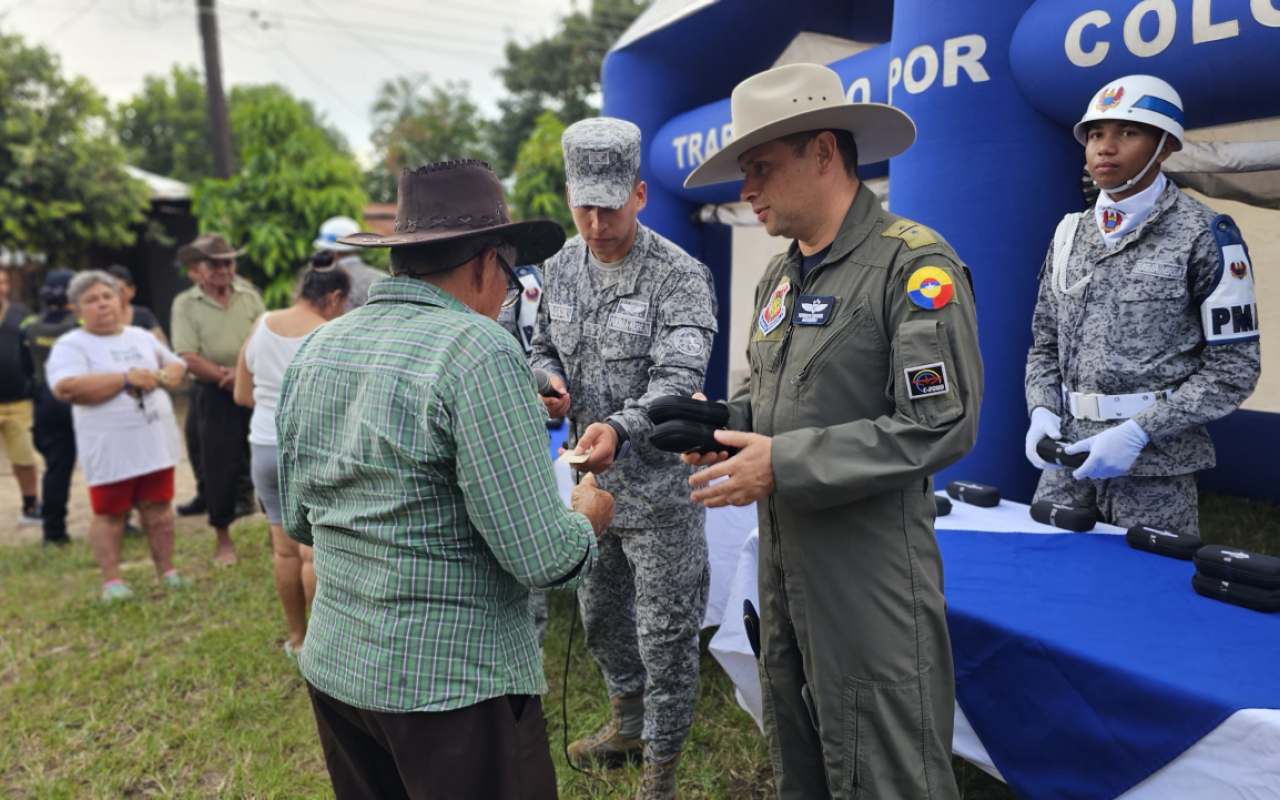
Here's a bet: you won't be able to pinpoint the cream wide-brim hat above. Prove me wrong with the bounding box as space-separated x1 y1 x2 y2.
684 63 917 188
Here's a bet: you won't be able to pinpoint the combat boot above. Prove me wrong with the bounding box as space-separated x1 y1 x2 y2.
566 694 645 768
636 747 681 800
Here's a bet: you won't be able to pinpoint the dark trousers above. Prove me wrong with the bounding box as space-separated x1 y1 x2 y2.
184 381 206 501
31 386 75 542
307 683 557 800
194 382 252 528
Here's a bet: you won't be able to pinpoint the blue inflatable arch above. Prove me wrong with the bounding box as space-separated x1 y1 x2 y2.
602 0 1280 502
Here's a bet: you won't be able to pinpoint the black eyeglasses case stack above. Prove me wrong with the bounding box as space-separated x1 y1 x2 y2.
1191 545 1280 613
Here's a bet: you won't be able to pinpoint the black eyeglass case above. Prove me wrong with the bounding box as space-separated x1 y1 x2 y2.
935 496 952 517
1036 436 1088 469
1193 546 1280 590
946 481 1001 508
1192 572 1280 613
1030 501 1097 532
1125 525 1204 560
646 396 731 427
650 419 739 456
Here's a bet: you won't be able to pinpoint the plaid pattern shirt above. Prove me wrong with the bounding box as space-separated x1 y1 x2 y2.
277 277 597 713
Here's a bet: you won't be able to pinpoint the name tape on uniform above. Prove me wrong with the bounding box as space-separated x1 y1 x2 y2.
550 303 573 323
607 298 651 336
1133 261 1186 281
793 295 835 326
905 362 950 400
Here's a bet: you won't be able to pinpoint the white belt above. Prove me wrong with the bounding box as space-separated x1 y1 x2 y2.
1064 386 1172 421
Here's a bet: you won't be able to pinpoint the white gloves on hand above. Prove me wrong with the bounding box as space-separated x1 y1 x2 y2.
1025 406 1063 469
1065 419 1150 480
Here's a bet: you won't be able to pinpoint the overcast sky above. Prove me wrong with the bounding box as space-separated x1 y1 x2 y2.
1 0 579 161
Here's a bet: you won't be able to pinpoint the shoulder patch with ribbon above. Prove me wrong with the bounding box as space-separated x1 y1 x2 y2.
882 219 938 250
907 266 955 311
1201 214 1259 345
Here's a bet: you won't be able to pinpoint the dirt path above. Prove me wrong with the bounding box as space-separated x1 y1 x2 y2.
0 394 258 546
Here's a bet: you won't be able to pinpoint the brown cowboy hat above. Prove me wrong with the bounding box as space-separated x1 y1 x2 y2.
176 233 245 265
336 160 565 264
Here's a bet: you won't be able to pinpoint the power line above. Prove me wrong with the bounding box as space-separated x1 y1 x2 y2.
297 0 420 76
218 3 505 52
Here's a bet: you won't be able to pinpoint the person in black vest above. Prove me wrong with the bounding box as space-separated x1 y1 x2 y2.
20 270 80 545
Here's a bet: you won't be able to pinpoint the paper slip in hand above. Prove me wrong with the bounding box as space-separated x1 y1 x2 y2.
563 448 593 465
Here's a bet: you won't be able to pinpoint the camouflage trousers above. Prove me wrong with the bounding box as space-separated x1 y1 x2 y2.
1035 469 1199 535
577 522 709 755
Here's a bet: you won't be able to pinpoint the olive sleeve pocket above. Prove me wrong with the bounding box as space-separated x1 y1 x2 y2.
893 318 964 430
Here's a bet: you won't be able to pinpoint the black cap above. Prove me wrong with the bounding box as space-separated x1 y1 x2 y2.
40 269 75 301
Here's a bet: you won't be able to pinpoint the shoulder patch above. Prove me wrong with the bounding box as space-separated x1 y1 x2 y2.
882 219 938 250
907 266 956 311
1201 214 1259 345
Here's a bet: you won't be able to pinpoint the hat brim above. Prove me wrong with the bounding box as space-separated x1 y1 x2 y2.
684 103 917 188
177 244 246 264
313 238 360 253
336 219 567 265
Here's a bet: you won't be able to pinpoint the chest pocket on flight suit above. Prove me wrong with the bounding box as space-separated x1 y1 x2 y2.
1109 272 1188 358
789 294 886 402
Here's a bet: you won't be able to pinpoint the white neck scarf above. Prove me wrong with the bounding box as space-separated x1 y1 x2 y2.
1095 172 1167 249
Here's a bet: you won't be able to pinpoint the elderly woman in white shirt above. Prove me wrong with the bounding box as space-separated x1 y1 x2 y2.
47 271 188 602
235 260 349 659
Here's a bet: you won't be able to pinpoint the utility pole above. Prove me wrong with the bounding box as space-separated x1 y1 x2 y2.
197 0 234 179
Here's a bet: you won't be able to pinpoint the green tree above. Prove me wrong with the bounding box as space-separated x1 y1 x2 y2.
491 0 645 176
192 84 366 308
364 75 491 203
0 29 150 268
511 110 575 236
115 65 213 184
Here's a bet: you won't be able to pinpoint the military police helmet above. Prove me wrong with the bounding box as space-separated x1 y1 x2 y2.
1074 75 1185 151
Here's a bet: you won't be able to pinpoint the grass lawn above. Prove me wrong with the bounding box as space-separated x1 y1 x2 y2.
2 493 1277 798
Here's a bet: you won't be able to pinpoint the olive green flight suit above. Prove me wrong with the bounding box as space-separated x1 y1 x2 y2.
725 185 982 800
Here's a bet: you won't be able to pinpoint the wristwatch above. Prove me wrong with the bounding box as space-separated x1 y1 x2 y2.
605 419 631 461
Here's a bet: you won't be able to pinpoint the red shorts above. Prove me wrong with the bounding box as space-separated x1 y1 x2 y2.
88 468 175 516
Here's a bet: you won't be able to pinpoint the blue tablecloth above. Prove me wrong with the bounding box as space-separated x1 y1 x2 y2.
939 530 1280 800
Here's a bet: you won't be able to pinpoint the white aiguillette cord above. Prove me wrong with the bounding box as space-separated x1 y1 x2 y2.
1052 213 1092 297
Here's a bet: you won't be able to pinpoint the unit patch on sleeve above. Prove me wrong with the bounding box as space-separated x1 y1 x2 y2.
905 362 950 400
907 267 955 311
673 327 705 357
793 295 835 326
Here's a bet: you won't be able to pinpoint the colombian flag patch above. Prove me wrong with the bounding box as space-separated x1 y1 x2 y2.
907 266 954 311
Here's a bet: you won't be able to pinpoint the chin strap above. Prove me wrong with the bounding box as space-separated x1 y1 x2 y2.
1095 132 1168 197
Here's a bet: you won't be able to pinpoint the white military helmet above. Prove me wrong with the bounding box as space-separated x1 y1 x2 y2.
313 216 363 253
1073 74 1185 151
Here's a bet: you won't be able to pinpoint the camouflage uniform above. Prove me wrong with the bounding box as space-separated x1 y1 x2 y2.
496 264 550 649
530 120 717 755
1026 181 1261 533
530 224 715 753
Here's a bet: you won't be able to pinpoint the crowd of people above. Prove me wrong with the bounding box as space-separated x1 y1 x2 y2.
0 62 1262 800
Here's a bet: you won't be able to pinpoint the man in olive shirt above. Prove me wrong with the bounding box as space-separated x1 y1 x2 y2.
171 233 265 565
684 65 982 800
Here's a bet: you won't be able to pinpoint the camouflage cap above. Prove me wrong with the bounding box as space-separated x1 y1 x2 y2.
562 117 641 210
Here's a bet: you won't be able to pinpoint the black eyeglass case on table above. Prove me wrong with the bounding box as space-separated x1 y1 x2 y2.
935 496 952 517
1191 573 1280 613
1193 546 1280 589
1125 525 1204 560
1030 500 1097 532
945 481 1001 508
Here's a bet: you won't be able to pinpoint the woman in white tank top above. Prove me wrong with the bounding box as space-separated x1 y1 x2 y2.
234 262 351 660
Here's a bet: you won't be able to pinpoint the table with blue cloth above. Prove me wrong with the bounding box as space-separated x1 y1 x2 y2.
698 495 1280 800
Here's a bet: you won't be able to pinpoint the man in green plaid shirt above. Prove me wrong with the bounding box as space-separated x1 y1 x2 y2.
277 160 615 800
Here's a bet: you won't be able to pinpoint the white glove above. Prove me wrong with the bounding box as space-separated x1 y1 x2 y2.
1025 406 1063 470
1065 419 1150 480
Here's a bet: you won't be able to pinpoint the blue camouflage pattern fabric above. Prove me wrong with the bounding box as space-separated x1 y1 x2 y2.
1026 181 1261 476
530 224 718 527
1036 470 1199 534
562 117 642 210
530 221 716 757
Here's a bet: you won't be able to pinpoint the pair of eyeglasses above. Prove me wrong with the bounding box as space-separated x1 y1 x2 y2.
208 259 235 270
496 253 523 310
